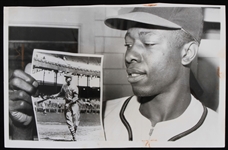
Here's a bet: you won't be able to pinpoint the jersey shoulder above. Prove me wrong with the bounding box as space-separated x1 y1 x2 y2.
104 96 131 119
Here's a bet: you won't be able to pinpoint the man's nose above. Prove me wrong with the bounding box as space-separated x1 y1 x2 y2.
125 44 142 65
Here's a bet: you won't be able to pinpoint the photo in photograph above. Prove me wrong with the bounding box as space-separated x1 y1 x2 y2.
31 49 104 141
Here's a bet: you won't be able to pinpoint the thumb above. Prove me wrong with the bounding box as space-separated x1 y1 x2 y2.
10 111 33 126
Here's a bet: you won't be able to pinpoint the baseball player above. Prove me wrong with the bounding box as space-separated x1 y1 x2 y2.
103 7 222 144
51 73 80 141
41 102 47 115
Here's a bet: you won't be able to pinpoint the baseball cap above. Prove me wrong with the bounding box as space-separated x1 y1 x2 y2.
64 73 72 78
105 7 204 43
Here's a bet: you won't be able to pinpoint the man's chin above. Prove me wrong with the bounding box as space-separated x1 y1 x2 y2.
132 86 152 97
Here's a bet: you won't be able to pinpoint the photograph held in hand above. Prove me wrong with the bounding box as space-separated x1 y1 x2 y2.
31 49 103 141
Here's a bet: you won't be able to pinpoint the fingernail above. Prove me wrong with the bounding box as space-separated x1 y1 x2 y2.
32 81 39 88
24 115 32 126
33 90 39 97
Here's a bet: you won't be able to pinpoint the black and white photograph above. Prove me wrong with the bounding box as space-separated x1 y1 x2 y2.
31 49 103 141
4 3 225 148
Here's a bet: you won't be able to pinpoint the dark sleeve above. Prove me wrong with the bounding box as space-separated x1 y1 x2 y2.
58 85 65 96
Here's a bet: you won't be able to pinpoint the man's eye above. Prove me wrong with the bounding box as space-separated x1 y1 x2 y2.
144 43 155 47
124 43 133 49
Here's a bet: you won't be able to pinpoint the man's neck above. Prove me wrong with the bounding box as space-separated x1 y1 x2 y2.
138 84 191 127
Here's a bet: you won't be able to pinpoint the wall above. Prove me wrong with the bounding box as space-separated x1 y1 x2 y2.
93 7 133 101
6 6 223 111
197 8 222 111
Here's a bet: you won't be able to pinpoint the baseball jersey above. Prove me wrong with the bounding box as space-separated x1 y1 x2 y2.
104 95 223 146
60 84 78 103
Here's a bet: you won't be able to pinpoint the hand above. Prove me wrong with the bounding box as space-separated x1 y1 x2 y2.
72 98 78 103
9 69 39 140
65 103 70 110
49 95 56 99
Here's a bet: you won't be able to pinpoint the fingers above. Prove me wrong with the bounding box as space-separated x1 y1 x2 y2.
9 90 33 126
9 77 37 95
9 90 34 117
8 69 36 128
9 70 39 96
12 70 37 86
9 100 33 115
9 111 33 126
9 90 32 105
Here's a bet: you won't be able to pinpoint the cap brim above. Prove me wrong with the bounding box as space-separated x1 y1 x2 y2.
105 12 181 30
64 74 72 78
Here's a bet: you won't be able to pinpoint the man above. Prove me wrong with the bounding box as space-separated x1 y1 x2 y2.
41 101 47 115
103 7 221 143
51 73 80 141
57 102 62 113
8 7 221 144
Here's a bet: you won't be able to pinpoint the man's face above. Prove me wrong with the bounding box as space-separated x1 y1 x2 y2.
65 77 72 85
124 28 183 97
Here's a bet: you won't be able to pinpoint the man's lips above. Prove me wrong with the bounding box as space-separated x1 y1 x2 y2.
127 68 146 83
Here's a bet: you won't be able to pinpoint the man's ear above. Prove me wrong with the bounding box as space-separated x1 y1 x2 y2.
181 41 199 66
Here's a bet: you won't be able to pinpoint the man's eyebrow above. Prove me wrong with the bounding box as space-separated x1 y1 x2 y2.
138 31 157 37
124 30 158 40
